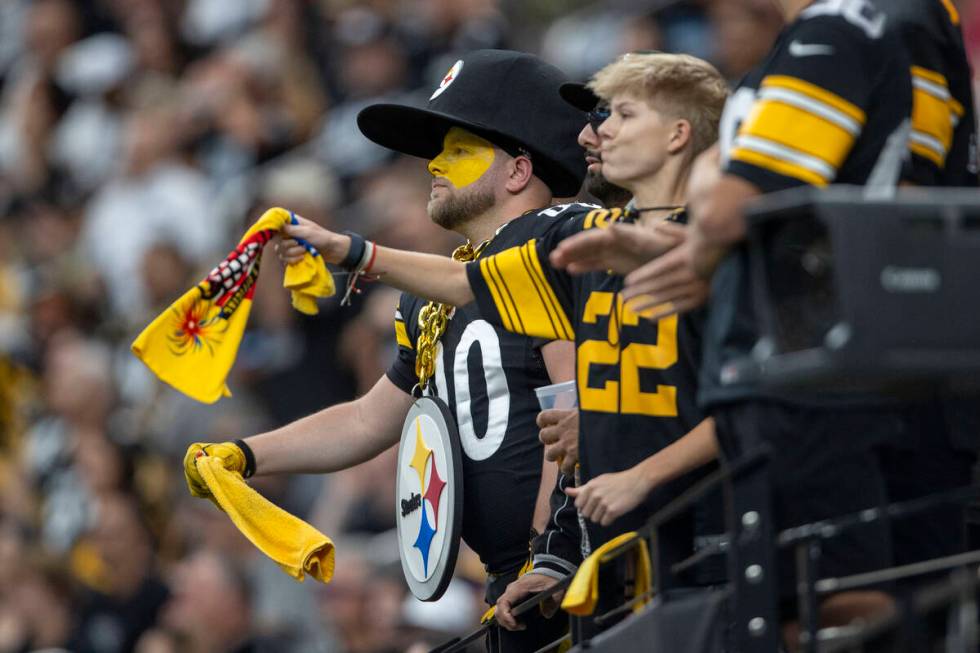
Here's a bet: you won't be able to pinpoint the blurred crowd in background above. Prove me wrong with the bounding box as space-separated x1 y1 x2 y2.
0 1 977 652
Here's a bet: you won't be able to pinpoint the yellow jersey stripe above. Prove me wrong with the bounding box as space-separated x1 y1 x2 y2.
912 69 952 104
483 246 564 340
394 319 413 349
761 75 866 125
940 0 960 26
911 65 949 89
912 87 955 151
950 98 965 118
730 145 829 186
480 257 518 333
910 136 946 166
757 86 861 135
739 98 856 169
519 241 574 340
490 255 532 335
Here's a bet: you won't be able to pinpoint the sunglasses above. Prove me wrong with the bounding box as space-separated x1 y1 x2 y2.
588 106 611 132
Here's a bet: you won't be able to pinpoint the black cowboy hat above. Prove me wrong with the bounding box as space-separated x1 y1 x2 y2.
559 82 599 113
357 49 585 197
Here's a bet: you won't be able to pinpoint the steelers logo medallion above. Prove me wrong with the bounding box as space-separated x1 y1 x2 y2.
430 60 463 100
396 396 463 601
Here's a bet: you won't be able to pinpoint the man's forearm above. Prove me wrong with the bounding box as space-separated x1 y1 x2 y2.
371 246 475 306
637 417 718 490
246 375 412 475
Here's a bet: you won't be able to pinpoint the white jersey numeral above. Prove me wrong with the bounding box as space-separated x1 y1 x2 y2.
433 319 510 460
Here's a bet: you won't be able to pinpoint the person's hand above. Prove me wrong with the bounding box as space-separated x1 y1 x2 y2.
565 467 652 527
183 442 247 499
549 220 685 276
277 214 351 265
495 572 565 631
537 409 578 475
620 232 710 322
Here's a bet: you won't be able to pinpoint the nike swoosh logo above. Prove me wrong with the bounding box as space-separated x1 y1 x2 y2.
788 40 835 57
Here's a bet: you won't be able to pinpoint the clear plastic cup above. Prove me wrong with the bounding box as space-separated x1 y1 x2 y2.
534 380 577 411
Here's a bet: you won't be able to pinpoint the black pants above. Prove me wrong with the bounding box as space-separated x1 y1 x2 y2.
879 400 977 572
484 569 568 653
713 399 895 610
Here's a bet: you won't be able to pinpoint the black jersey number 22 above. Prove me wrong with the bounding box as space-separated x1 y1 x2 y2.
577 291 679 417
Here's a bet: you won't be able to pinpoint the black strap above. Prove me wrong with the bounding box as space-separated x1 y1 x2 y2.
234 439 256 478
340 231 366 270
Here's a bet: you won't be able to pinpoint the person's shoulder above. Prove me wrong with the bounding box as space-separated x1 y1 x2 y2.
494 202 602 245
397 292 424 324
791 0 891 46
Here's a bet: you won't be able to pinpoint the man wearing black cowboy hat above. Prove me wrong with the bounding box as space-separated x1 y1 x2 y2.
183 49 587 652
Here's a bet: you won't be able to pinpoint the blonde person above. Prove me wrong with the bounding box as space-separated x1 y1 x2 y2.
279 53 731 631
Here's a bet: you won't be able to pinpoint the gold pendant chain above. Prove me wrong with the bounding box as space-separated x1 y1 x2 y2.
414 239 491 392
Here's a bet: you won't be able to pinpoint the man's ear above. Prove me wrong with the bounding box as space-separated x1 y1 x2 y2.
667 119 693 155
505 154 535 194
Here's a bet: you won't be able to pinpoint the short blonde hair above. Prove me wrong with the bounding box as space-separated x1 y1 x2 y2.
588 52 728 159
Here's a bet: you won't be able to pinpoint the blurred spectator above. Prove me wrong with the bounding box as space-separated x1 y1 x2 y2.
158 548 268 653
69 493 169 653
50 33 134 194
0 0 81 196
708 0 783 82
80 105 219 320
0 555 74 653
0 3 834 652
314 7 415 181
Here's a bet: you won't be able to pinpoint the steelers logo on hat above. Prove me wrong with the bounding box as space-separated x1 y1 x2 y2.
430 60 463 100
357 49 587 197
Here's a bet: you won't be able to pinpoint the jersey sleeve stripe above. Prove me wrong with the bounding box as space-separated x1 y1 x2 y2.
910 131 947 166
738 99 857 169
950 98 965 119
757 86 862 135
481 247 566 340
519 241 574 340
940 0 960 24
911 67 952 102
732 135 836 185
761 75 866 125
479 256 518 333
394 319 413 349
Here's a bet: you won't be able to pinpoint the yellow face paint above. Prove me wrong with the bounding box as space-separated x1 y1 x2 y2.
427 127 496 189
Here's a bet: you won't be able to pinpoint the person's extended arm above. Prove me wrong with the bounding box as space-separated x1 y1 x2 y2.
617 173 762 321
687 174 759 278
531 340 575 531
183 375 414 499
566 417 718 527
281 217 475 307
246 375 414 475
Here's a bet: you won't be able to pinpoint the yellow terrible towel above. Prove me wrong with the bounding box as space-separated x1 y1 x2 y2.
561 531 652 617
195 454 335 583
132 207 334 403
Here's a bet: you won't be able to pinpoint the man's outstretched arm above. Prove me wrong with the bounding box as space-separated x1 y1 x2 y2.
184 375 414 499
281 217 475 307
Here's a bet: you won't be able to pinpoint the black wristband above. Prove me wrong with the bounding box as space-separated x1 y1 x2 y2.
234 439 256 478
340 231 366 270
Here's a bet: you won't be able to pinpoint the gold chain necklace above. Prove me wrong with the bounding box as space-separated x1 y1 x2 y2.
414 239 491 392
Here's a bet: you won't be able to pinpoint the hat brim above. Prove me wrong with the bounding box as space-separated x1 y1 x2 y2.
357 104 515 162
559 82 598 113
357 103 583 197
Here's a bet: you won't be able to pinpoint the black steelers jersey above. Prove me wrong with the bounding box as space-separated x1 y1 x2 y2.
884 0 979 186
387 214 567 574
700 0 913 408
465 203 720 572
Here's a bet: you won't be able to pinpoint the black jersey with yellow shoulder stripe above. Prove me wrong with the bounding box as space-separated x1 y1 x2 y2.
701 0 913 408
883 0 979 186
386 213 575 575
465 203 720 570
